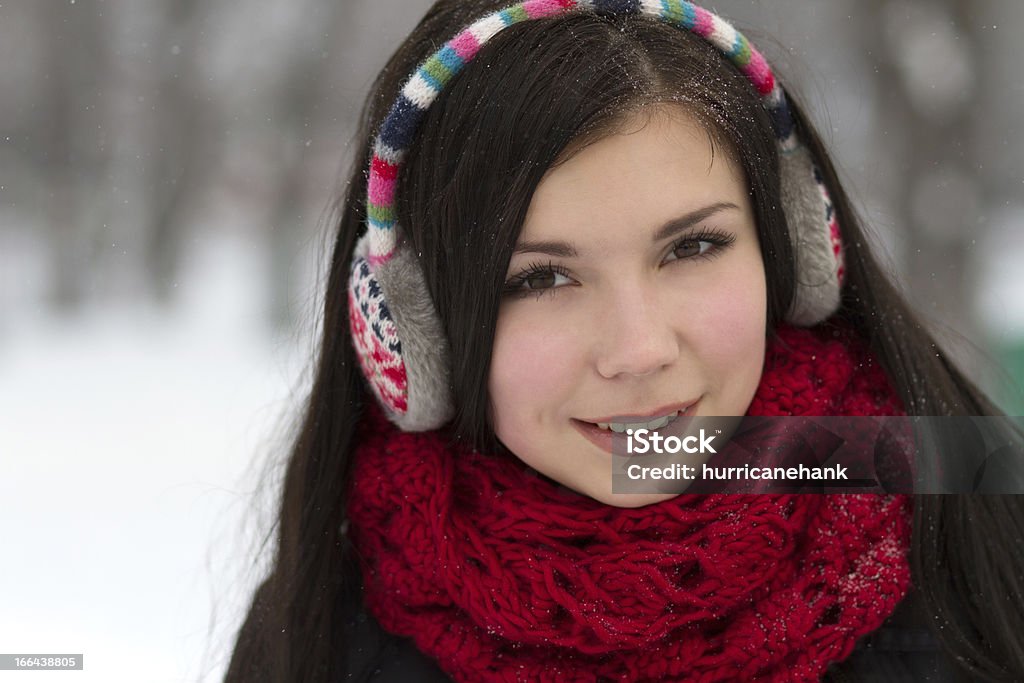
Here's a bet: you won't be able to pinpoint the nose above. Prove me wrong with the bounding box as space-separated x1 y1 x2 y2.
594 283 680 379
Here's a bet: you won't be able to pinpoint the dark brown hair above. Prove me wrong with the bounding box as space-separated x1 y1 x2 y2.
225 3 1024 681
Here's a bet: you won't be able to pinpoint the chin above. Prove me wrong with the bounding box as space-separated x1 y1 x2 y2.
587 490 682 509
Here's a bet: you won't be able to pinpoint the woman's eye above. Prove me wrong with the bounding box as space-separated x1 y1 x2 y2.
668 239 712 261
504 263 574 298
522 270 570 290
664 230 736 264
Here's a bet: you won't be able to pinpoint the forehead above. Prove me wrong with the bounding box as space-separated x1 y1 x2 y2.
520 107 748 242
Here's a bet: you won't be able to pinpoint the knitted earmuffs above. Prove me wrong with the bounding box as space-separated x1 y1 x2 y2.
348 0 846 431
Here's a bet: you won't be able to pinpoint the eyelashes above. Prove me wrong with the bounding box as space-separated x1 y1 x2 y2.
503 228 738 301
664 228 736 263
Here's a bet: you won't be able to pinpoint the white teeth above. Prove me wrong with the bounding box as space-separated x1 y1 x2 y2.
594 410 681 432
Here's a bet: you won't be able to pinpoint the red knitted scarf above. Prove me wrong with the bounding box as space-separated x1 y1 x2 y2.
347 322 913 682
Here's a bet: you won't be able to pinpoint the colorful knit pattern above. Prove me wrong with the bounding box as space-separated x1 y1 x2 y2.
348 257 408 413
347 322 911 682
364 0 796 266
816 165 847 285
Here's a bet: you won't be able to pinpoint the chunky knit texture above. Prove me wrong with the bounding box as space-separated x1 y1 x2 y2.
346 322 911 682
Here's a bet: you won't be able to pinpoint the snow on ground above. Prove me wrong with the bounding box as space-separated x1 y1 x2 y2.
0 232 313 682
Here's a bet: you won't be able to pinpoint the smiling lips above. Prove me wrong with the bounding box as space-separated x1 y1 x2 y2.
595 411 680 432
572 400 701 453
581 400 701 429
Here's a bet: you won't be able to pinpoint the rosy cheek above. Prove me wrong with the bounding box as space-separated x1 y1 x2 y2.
703 278 765 343
489 308 579 431
689 257 767 399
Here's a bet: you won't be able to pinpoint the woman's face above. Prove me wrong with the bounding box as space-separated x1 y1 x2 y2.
488 107 767 507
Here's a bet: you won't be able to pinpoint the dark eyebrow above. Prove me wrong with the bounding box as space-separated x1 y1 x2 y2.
511 240 579 258
652 202 740 242
512 201 741 258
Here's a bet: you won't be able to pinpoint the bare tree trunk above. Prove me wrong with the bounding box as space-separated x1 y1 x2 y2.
42 1 107 311
264 0 352 331
143 0 209 304
868 0 987 376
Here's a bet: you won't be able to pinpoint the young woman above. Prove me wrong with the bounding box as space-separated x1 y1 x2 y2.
225 1 1024 680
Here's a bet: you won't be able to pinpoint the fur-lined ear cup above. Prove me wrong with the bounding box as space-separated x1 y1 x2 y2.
779 145 845 327
348 233 455 431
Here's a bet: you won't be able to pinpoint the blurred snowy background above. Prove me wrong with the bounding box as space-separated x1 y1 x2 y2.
1 1 1022 681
